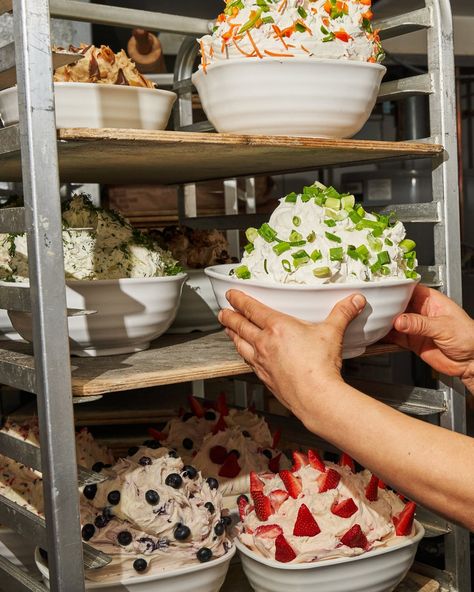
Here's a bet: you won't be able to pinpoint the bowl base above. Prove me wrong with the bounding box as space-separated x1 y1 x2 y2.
71 342 150 357
342 346 366 359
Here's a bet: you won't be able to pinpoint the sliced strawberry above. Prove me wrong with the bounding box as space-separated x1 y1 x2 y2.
292 451 308 471
212 415 227 435
394 501 416 536
293 503 320 537
218 454 241 478
209 445 228 465
238 496 249 521
279 470 302 499
272 428 282 449
318 468 341 493
250 471 264 494
331 498 358 518
148 427 167 441
252 491 273 521
268 489 289 512
188 396 205 419
255 524 283 539
268 453 281 474
340 524 369 549
339 452 355 473
216 393 229 417
365 474 379 502
275 534 296 563
378 479 387 490
308 449 326 472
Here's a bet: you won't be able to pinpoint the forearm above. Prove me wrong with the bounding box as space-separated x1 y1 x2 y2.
300 380 474 530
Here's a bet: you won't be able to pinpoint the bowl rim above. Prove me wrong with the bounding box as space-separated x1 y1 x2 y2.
0 82 177 100
192 57 386 81
34 543 236 587
235 520 424 571
0 273 188 289
205 263 419 291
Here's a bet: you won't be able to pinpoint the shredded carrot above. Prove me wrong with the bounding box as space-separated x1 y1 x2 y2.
281 25 295 37
360 0 371 5
322 17 330 27
368 56 376 63
272 24 289 50
278 0 287 14
217 13 226 23
264 50 295 57
221 39 227 53
286 43 296 48
232 37 256 57
301 44 312 54
362 9 373 20
296 19 313 35
232 6 239 17
323 0 332 15
247 30 263 58
199 40 207 73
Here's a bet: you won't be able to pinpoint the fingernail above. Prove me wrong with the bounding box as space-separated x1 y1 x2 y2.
398 315 409 331
352 294 365 311
217 311 223 322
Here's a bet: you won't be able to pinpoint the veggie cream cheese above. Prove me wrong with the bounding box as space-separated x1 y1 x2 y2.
236 182 418 284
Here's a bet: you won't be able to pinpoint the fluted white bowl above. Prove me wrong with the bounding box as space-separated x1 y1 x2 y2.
35 545 235 592
236 522 424 592
192 58 386 138
6 274 187 357
205 264 418 358
0 82 177 129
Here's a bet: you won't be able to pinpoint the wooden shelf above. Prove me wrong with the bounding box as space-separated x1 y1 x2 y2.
0 332 403 398
0 127 443 185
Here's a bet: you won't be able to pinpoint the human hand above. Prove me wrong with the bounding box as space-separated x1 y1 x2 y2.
385 285 474 387
218 290 366 418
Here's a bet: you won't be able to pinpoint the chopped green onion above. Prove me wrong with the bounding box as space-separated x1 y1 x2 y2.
245 227 258 243
307 231 316 243
355 244 370 264
264 259 269 274
238 8 262 34
293 216 301 227
347 246 359 260
405 270 419 280
289 240 307 247
370 261 382 274
384 238 393 246
311 249 322 262
285 192 298 203
313 266 331 278
322 33 335 42
400 239 416 253
377 251 391 265
341 195 355 211
295 22 306 32
314 194 326 206
301 192 312 203
324 219 336 227
244 243 255 254
273 241 291 256
297 5 307 18
320 24 329 35
289 229 303 242
282 259 292 273
371 226 383 238
261 15 274 23
325 231 341 243
380 266 391 276
356 219 383 232
325 186 340 199
235 265 251 280
356 206 366 218
292 250 310 267
349 210 362 224
330 247 344 261
258 223 277 243
367 233 383 252
325 197 341 211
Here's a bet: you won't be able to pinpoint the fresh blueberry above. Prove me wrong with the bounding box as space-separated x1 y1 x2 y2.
205 411 216 421
262 449 273 460
92 462 104 473
196 547 213 563
214 522 225 536
81 523 95 541
242 431 251 438
83 484 97 500
139 456 152 466
143 439 161 449
117 531 133 546
182 412 194 422
128 446 139 456
206 478 219 490
237 494 249 504
103 506 114 521
182 438 194 450
94 515 109 529
182 465 197 479
165 473 183 489
204 502 215 514
168 450 178 458
228 449 240 459
221 515 232 527
133 558 148 573
145 490 160 505
107 490 121 506
174 524 191 541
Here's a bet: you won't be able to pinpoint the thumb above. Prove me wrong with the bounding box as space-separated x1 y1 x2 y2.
326 294 366 334
394 313 443 339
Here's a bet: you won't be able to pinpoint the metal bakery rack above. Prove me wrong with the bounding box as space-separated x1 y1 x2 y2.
0 0 469 591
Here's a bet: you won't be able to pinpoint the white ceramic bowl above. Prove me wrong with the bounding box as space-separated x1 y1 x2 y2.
0 310 24 342
192 58 386 138
6 274 187 357
0 82 177 129
35 545 236 592
168 269 221 334
205 264 418 358
236 522 424 592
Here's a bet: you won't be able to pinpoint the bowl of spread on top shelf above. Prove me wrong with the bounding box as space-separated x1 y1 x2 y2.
205 182 419 359
0 44 176 130
1 194 186 357
192 0 385 138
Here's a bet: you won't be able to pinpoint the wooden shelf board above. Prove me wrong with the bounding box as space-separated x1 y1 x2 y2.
0 128 443 185
0 332 403 398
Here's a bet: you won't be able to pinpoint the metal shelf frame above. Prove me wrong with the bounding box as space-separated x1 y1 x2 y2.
0 1 469 591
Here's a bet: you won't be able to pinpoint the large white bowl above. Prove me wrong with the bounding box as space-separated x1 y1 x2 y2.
236 522 424 592
35 545 235 592
168 269 221 334
192 58 386 138
0 82 177 129
205 264 418 358
6 274 187 357
0 310 24 342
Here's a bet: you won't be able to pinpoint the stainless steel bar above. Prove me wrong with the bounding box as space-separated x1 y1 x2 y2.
0 207 26 233
375 8 432 41
418 265 442 287
49 0 211 36
179 121 214 133
0 349 36 393
0 125 21 156
0 554 48 592
372 202 440 223
224 179 240 259
377 74 433 103
13 0 85 590
0 284 31 311
416 507 451 537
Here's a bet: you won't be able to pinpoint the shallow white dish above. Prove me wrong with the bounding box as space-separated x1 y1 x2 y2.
168 269 220 333
0 82 177 129
205 264 418 358
35 545 235 592
192 58 386 138
6 274 187 357
236 522 424 592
